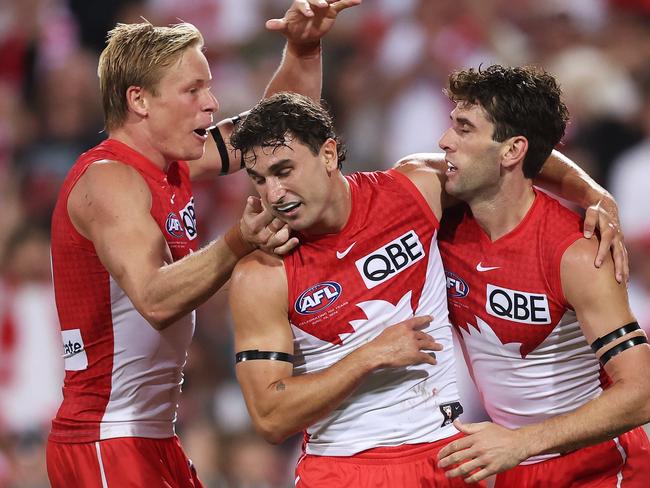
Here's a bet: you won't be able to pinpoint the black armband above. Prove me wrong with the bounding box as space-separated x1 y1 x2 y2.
235 350 294 364
598 336 648 366
210 126 230 176
590 322 641 353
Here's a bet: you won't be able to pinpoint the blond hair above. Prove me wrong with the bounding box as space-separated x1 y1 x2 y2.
98 21 204 131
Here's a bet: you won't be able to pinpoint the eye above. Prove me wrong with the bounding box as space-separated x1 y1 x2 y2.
278 168 292 177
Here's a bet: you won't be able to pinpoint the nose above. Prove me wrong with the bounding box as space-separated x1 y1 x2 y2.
204 89 219 113
266 177 286 204
438 127 454 152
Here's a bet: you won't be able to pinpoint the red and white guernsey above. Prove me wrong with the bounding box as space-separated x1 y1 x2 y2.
285 170 461 457
49 139 198 443
438 190 602 463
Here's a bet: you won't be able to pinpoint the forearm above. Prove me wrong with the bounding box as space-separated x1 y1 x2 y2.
263 41 322 101
535 150 613 209
142 237 239 329
518 380 650 457
244 346 380 443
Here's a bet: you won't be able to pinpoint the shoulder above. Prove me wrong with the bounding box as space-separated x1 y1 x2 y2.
69 159 152 231
392 153 446 218
232 251 287 295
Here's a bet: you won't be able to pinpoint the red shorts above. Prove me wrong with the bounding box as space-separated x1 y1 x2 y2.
295 433 486 488
46 436 204 488
496 426 650 488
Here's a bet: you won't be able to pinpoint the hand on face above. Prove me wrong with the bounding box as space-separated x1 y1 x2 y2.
240 196 299 255
266 0 362 50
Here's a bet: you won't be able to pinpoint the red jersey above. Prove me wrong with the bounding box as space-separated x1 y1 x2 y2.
50 139 198 443
285 170 461 456
438 190 603 463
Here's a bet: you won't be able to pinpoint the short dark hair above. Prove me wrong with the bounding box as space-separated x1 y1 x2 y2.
230 92 346 168
445 65 569 178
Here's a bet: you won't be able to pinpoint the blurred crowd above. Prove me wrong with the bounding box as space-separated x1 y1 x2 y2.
0 0 648 486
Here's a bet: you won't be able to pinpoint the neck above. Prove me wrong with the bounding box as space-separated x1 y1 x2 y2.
109 127 169 171
303 173 352 237
468 176 536 242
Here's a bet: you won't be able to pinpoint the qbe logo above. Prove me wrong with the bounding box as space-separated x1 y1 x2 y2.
61 329 88 371
166 212 184 238
295 281 342 315
486 284 551 324
355 230 424 289
180 197 197 241
446 271 469 298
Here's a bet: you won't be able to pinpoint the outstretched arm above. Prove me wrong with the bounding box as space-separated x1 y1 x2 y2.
230 251 439 444
437 238 650 483
191 0 361 180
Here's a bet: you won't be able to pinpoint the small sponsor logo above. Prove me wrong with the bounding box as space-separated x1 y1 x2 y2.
355 230 424 289
486 284 551 324
336 242 356 259
439 401 463 427
166 212 185 238
61 329 88 371
476 262 500 272
295 281 342 315
446 271 469 298
180 197 197 241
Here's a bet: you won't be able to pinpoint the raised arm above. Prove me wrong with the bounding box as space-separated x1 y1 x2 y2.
190 0 361 180
230 251 439 444
437 238 650 483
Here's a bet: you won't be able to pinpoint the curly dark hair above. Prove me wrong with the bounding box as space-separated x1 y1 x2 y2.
230 92 346 168
446 65 569 178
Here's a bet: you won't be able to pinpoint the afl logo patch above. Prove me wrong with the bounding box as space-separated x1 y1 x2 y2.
165 212 184 238
295 281 342 315
446 271 469 298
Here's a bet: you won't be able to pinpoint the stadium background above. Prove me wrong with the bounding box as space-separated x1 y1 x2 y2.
0 0 649 486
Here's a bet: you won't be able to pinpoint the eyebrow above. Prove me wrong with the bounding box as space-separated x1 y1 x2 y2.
451 115 477 129
246 158 293 178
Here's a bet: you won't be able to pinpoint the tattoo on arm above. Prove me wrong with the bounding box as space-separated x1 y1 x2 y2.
275 381 286 392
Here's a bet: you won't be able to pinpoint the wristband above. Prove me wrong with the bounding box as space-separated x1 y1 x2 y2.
224 224 255 259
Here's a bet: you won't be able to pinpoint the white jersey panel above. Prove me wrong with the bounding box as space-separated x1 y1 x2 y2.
99 277 195 440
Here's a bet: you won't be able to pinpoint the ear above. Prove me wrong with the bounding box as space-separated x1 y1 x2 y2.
501 136 528 169
320 138 339 172
125 86 148 118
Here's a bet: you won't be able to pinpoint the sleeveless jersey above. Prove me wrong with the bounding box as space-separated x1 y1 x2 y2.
284 170 461 456
438 190 602 463
49 139 199 443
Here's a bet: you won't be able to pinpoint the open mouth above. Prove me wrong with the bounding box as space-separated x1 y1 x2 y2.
193 128 208 138
446 160 457 173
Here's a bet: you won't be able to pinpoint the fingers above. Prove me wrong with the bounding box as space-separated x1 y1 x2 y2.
406 315 433 330
438 436 473 464
444 457 485 481
330 0 362 12
612 238 629 283
273 236 300 256
265 18 287 31
583 203 598 239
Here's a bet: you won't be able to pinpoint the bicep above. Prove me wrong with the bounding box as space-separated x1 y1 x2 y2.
229 254 293 397
561 238 635 344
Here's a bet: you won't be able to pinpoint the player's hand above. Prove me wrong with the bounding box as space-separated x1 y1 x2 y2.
366 315 442 368
266 0 362 51
240 196 299 255
583 197 628 283
437 420 528 483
